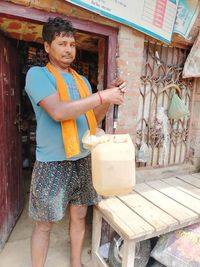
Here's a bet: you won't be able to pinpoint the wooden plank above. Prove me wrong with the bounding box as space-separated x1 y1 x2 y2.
97 197 154 240
147 180 200 214
134 183 198 224
163 177 200 200
118 191 178 232
176 174 200 188
192 173 200 179
94 252 109 267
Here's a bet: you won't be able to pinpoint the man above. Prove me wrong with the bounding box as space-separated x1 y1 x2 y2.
25 17 126 267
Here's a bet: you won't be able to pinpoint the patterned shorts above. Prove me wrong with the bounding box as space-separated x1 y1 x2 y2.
29 155 101 222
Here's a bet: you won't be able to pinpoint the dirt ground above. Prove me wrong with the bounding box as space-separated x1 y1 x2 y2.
0 195 94 267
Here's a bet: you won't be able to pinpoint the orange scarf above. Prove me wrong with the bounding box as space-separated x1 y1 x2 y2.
46 62 97 158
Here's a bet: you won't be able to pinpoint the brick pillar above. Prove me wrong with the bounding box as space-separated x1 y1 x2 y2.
115 26 144 143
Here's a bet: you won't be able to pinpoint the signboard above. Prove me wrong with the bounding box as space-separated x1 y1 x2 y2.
67 0 179 43
173 0 199 39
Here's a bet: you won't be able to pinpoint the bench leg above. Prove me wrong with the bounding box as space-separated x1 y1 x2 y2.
92 207 109 267
122 240 136 267
92 207 135 267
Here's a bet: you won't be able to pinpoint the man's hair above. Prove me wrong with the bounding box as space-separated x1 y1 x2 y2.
42 17 76 44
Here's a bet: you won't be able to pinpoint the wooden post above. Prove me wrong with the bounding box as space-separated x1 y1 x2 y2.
92 207 102 267
122 240 136 267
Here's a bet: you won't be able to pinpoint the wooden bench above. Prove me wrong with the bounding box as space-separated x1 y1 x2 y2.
92 173 200 267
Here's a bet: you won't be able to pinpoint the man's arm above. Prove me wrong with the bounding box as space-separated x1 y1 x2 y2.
93 102 110 124
39 87 124 122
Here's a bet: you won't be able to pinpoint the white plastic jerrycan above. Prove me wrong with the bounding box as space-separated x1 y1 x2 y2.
91 134 135 197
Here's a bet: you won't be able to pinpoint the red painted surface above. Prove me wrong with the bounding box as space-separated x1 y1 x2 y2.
0 33 23 250
7 21 22 29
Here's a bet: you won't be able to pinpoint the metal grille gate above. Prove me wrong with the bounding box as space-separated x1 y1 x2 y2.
136 40 194 168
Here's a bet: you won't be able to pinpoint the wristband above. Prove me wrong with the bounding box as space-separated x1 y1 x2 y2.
97 91 103 105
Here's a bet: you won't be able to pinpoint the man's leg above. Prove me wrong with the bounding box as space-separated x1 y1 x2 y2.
31 221 53 267
69 205 88 267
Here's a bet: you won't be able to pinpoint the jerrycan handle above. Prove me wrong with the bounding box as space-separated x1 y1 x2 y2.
113 135 128 143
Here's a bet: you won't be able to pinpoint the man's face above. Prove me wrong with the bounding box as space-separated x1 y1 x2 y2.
44 33 76 69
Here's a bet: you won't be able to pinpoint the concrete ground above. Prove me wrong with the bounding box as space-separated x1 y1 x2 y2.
0 172 94 267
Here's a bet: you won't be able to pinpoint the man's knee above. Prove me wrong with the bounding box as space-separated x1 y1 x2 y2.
70 205 88 222
35 221 53 233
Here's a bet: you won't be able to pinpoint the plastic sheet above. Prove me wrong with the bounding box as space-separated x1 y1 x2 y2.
82 128 110 150
168 90 189 120
151 223 200 267
183 31 200 78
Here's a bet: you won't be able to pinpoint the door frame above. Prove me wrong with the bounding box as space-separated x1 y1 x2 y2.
0 33 23 251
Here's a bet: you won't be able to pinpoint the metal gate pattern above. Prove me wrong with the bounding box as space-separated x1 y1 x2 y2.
136 41 194 168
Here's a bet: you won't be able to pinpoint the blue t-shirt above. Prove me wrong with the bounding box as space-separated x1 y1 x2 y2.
25 66 92 162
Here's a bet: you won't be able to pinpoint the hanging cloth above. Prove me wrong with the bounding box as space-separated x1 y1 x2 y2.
46 62 97 158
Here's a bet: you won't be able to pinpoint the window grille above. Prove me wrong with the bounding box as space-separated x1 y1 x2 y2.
136 40 194 167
